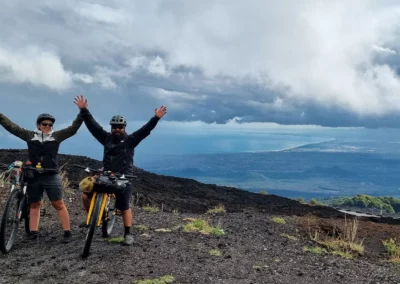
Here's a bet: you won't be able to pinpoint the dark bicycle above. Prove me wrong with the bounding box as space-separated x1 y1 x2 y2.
0 161 57 253
74 164 135 258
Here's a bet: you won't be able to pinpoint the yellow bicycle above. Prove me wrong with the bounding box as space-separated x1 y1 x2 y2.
74 164 135 258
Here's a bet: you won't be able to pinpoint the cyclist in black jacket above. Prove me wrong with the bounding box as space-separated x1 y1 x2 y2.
74 95 167 245
0 112 83 243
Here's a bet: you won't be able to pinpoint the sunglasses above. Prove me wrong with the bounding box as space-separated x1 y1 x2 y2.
40 122 53 127
111 124 125 130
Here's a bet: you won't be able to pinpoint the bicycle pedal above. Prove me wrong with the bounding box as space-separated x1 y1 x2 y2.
40 209 46 216
115 210 122 216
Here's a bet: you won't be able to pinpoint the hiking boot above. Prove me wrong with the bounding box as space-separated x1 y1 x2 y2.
122 234 135 246
61 231 72 244
78 221 89 228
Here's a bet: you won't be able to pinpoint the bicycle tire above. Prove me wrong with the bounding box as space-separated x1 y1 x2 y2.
82 193 103 258
101 195 116 237
24 201 30 235
0 188 23 253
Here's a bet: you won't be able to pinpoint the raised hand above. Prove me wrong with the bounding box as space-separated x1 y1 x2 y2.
154 106 167 118
74 95 88 109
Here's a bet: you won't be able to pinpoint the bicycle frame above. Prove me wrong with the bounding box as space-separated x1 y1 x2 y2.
85 192 113 227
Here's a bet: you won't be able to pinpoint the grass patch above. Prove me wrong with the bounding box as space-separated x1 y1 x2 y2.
271 217 286 224
171 225 182 231
155 228 172 233
307 216 364 259
383 238 400 264
259 190 268 195
280 233 297 240
108 236 124 243
331 250 353 259
134 224 149 231
183 218 225 236
143 205 160 213
134 275 175 284
208 249 222 256
206 204 226 215
303 246 326 254
172 209 179 215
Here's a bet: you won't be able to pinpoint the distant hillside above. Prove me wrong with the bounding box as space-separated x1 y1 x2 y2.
0 148 343 218
319 194 400 214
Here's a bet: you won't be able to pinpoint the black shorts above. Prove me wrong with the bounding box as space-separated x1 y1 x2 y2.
84 183 132 211
27 174 63 204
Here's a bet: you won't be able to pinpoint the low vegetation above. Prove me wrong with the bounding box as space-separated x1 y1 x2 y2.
259 190 268 195
320 194 400 214
134 275 175 284
297 197 304 204
383 238 400 264
143 205 160 213
303 246 325 254
134 224 149 231
107 236 124 243
155 228 172 233
271 217 286 224
309 198 322 206
206 204 226 214
183 218 225 236
280 233 297 240
307 216 364 259
208 249 222 256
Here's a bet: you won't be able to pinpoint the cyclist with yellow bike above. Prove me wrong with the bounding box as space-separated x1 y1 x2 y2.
74 95 167 246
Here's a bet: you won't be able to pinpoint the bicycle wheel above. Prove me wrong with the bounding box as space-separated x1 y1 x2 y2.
0 188 23 253
23 200 30 235
82 193 103 258
101 195 116 237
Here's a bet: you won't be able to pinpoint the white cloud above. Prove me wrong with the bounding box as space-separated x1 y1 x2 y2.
0 46 73 90
148 56 169 77
373 44 396 55
2 0 400 120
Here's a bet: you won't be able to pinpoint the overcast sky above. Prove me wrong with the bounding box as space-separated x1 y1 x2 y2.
1 0 400 148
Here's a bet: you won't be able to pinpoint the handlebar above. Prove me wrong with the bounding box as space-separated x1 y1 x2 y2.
73 164 136 179
22 165 58 174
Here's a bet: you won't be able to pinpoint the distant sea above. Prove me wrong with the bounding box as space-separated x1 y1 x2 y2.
135 128 400 199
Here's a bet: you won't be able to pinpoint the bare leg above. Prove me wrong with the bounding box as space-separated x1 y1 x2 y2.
122 208 132 227
51 200 70 231
29 201 42 231
81 194 91 212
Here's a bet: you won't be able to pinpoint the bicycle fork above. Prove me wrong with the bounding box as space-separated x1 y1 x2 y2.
16 185 27 220
85 193 108 227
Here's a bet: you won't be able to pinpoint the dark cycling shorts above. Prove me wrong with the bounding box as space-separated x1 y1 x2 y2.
83 183 132 211
27 174 63 204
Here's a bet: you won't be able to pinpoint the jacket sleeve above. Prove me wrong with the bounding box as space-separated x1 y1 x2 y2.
79 108 109 145
53 114 84 142
129 116 160 148
0 114 33 142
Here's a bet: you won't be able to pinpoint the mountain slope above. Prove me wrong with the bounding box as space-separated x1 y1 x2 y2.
0 149 342 217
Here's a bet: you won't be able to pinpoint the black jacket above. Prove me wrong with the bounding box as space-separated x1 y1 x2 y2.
0 114 83 169
80 108 159 175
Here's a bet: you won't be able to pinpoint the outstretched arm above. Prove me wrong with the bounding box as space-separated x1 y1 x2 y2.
0 113 33 141
53 114 84 142
129 106 167 148
74 95 109 145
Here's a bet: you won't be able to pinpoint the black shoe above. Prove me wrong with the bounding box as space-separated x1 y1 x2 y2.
78 221 89 228
27 231 38 240
102 232 111 238
122 234 135 246
61 232 72 244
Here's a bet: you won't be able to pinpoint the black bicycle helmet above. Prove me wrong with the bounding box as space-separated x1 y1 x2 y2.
36 113 55 124
109 115 127 126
